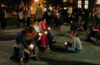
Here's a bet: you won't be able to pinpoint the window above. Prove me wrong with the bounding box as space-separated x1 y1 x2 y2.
84 0 88 9
63 0 67 2
96 0 100 4
78 0 82 8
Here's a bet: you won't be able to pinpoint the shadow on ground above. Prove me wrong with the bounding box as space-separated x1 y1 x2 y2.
0 35 15 41
39 57 98 65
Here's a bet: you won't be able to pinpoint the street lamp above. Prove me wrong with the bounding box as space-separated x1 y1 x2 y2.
35 0 39 2
35 0 39 13
1 4 4 7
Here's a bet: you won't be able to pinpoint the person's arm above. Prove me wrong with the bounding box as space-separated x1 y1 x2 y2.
41 35 46 48
21 33 28 46
72 37 76 48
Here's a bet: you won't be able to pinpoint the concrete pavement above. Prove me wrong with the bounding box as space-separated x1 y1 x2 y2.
0 26 100 65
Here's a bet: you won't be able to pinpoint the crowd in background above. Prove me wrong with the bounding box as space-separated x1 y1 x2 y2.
0 4 100 65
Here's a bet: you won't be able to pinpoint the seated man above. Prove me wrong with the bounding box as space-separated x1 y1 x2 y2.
41 30 49 52
88 26 100 44
90 28 100 44
16 26 38 65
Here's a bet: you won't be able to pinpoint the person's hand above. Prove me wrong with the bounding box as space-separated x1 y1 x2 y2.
28 44 34 50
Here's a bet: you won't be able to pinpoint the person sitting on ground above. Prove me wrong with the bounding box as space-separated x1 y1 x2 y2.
37 19 43 33
87 26 100 41
47 27 55 49
65 31 82 52
90 26 100 44
16 26 38 65
41 30 49 52
32 20 40 33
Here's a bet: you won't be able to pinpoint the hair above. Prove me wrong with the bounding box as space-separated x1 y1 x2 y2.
26 26 35 33
39 4 40 6
72 30 79 37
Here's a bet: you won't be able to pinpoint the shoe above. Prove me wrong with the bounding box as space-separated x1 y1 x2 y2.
34 56 39 60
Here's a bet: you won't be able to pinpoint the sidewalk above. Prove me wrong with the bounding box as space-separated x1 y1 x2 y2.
0 26 100 65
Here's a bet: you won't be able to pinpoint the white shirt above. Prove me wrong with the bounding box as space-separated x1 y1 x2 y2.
73 36 82 50
18 11 24 19
33 26 40 33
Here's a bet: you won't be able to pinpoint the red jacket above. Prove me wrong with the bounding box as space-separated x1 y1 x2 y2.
41 34 48 47
41 23 46 31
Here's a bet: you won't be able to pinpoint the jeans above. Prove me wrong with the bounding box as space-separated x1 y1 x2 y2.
67 47 81 52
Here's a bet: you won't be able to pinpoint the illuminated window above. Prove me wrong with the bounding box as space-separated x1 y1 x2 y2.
84 0 88 9
78 0 82 8
96 0 100 4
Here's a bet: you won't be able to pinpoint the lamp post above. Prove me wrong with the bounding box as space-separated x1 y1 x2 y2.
35 0 39 15
35 0 39 7
35 0 39 3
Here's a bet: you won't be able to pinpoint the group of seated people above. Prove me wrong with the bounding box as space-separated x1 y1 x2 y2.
12 17 83 65
15 18 54 65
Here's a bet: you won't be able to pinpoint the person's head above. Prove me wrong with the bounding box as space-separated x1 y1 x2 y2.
26 26 37 38
42 17 46 23
71 30 78 38
33 20 38 26
73 31 78 37
26 26 35 33
39 4 41 7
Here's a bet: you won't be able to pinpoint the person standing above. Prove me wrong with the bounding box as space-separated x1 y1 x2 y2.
26 7 31 26
0 7 6 36
36 4 43 19
96 7 100 25
18 8 24 28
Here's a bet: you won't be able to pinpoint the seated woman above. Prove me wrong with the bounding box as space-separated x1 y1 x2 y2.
40 30 49 52
41 18 47 31
65 31 82 52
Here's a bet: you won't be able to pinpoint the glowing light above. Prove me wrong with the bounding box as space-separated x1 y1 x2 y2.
48 27 51 30
64 42 68 45
31 6 33 11
1 4 4 7
35 0 39 2
78 0 82 8
44 31 48 34
56 13 59 16
64 7 67 10
29 44 34 50
84 1 88 9
49 7 52 10
39 33 42 36
44 8 47 11
97 0 100 4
